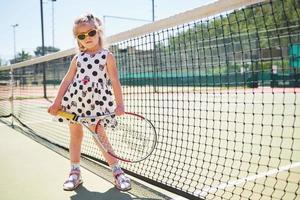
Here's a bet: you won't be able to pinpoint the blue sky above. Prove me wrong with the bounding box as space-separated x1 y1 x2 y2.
0 0 215 62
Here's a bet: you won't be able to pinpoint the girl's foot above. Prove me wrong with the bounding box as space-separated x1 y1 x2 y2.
113 168 131 191
63 168 83 191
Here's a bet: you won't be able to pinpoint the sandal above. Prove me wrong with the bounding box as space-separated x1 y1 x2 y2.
113 169 131 191
63 168 83 191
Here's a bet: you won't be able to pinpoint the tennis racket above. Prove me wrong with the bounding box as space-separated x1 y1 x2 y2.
57 110 157 163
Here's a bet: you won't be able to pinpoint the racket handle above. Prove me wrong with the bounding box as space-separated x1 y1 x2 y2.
57 110 78 121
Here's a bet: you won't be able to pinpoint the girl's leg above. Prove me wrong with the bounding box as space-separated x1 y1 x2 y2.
89 124 131 191
69 123 84 164
88 124 118 166
63 123 84 191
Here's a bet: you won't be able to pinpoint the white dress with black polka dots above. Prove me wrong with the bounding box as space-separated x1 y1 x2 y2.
57 49 116 127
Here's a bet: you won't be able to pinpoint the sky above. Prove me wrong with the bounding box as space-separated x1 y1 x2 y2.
0 0 215 63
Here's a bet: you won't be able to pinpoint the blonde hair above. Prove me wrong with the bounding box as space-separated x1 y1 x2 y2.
73 13 104 51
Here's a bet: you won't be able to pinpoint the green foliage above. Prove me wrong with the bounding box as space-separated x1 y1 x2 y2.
0 57 9 66
168 0 299 50
34 46 60 57
156 0 299 76
10 50 32 64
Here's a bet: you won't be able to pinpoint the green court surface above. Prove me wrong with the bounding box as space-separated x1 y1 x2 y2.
0 123 187 200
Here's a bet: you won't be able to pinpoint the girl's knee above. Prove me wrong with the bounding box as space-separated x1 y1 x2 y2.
69 124 83 136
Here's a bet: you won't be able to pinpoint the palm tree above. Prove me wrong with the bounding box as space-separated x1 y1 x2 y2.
10 50 32 64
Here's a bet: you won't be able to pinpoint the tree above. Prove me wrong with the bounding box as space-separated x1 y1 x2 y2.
0 57 3 66
34 46 60 57
10 50 32 64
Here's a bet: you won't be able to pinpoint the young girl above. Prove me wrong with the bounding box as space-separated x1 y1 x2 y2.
48 13 131 191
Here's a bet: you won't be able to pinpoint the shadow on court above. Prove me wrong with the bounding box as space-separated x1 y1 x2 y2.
71 185 160 200
71 186 132 200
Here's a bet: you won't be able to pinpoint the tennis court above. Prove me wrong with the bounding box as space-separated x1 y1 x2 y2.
1 85 299 199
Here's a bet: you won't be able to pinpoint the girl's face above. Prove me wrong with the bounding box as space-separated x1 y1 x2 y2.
76 23 100 50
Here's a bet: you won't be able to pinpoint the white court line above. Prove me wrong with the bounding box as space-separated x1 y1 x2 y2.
194 162 300 198
0 119 52 127
0 123 9 127
22 119 53 125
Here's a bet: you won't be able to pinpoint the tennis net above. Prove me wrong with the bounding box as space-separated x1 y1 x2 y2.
0 0 300 199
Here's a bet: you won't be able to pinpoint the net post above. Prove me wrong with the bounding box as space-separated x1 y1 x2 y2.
9 65 14 127
43 62 47 98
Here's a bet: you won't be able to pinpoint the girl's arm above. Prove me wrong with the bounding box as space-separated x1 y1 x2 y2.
48 55 77 115
106 52 125 115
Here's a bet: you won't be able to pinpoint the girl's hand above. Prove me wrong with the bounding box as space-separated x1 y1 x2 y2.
115 104 125 116
48 102 62 116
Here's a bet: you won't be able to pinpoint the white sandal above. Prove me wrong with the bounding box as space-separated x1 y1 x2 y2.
113 169 131 191
63 168 83 191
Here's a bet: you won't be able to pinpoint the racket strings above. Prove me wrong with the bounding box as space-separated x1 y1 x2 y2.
105 115 156 161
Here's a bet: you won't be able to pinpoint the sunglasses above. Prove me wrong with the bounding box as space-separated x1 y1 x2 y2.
77 29 97 40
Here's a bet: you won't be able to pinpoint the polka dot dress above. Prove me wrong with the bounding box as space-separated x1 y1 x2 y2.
56 49 116 127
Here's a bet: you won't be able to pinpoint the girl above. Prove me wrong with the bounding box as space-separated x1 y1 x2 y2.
48 13 131 191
